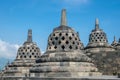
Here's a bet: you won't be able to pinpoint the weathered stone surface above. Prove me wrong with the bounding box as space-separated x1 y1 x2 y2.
85 19 115 53
30 9 102 79
2 29 41 78
1 9 120 80
30 50 101 77
85 51 120 75
2 77 120 80
36 51 92 63
84 18 120 76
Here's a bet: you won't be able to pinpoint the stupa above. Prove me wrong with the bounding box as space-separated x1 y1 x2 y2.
3 29 41 78
30 9 101 79
85 18 115 53
111 37 120 50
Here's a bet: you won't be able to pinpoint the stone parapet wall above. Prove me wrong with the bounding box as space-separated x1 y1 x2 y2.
86 50 120 75
31 62 98 72
85 47 115 53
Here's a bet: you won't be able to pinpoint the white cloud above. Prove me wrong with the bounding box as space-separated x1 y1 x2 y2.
0 39 20 59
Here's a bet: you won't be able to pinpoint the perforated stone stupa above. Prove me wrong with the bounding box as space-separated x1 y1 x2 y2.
85 19 115 53
30 9 101 79
3 29 41 78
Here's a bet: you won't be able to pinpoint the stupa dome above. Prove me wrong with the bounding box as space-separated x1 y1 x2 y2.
47 9 84 52
85 19 115 53
87 18 109 48
16 29 41 60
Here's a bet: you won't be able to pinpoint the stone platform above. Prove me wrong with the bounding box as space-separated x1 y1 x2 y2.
29 76 120 80
2 75 120 80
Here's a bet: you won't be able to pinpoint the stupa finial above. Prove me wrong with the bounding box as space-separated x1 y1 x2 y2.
95 18 99 30
61 9 67 26
27 29 32 42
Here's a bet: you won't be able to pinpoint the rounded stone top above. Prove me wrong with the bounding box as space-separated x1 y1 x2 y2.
86 19 109 48
46 9 84 52
16 29 41 60
53 25 74 32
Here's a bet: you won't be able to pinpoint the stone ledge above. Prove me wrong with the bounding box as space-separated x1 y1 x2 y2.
2 76 120 80
29 77 120 80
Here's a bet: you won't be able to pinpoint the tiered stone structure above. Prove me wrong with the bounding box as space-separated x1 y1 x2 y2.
30 9 101 79
85 19 115 53
84 19 120 75
2 29 41 79
0 9 120 80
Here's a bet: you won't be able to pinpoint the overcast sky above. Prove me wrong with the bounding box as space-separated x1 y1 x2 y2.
0 0 120 59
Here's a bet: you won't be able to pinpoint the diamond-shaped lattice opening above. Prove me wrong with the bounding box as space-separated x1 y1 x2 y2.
72 33 74 36
55 37 58 40
53 33 55 36
50 38 52 41
30 50 32 52
19 53 21 55
66 33 68 36
73 41 75 44
66 41 69 44
36 53 38 55
69 37 72 40
32 53 34 55
52 41 55 45
21 49 23 52
62 36 65 40
32 47 34 49
20 56 22 58
54 46 57 49
49 47 51 49
24 56 26 58
76 46 78 49
61 45 65 50
69 45 72 49
59 33 62 36
59 41 61 44
23 47 25 49
75 37 77 40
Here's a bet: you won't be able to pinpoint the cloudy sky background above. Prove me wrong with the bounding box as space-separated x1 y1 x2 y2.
0 0 120 68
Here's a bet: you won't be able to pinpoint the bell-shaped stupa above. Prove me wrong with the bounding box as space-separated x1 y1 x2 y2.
30 9 101 79
3 29 41 77
85 19 115 53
